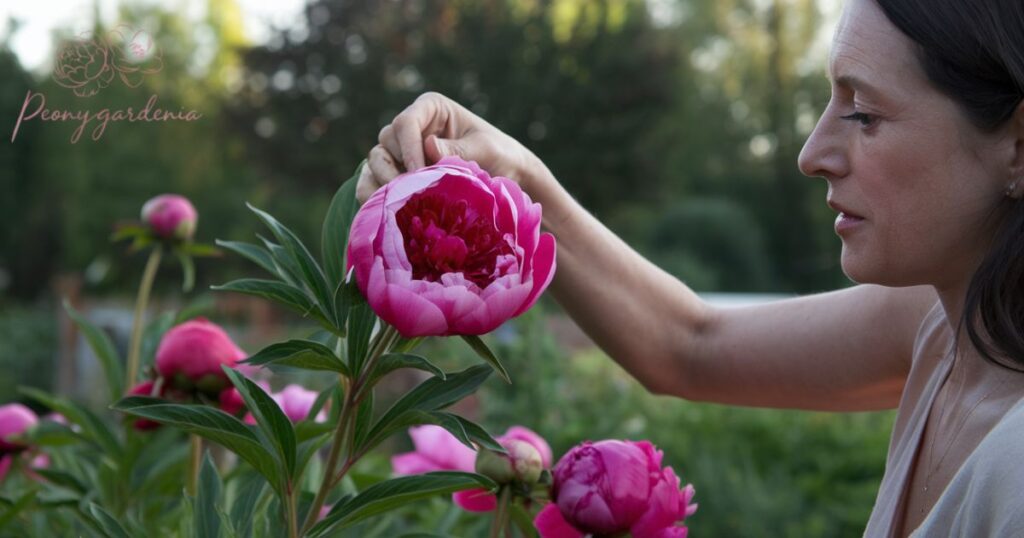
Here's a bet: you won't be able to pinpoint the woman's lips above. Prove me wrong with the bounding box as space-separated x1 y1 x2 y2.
834 212 865 234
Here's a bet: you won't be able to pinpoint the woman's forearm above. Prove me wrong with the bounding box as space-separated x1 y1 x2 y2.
518 159 713 395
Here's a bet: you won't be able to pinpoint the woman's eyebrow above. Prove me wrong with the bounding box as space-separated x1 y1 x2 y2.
825 70 887 99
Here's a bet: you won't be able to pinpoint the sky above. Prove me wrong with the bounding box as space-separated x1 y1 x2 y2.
2 0 841 74
1 0 309 73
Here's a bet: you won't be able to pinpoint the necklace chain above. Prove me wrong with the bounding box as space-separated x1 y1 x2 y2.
920 353 1010 510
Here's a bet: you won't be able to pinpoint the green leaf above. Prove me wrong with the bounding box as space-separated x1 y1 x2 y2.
260 237 303 287
392 337 424 354
223 368 296 478
20 387 121 458
87 503 132 538
228 472 265 538
510 502 540 538
195 452 223 538
308 472 497 537
34 469 88 494
141 311 176 368
346 293 376 375
215 240 278 275
321 164 362 291
361 365 492 453
63 300 123 401
247 203 335 326
352 388 374 449
461 335 511 384
111 224 149 242
365 353 446 390
181 242 222 258
306 385 335 425
423 411 504 453
211 279 326 324
177 250 196 292
243 340 349 376
0 490 36 530
111 397 280 492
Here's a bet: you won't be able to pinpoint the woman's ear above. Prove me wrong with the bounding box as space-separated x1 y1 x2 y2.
1003 101 1024 199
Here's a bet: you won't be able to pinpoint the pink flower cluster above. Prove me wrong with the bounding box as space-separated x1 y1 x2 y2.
535 440 697 538
391 424 552 512
0 404 51 483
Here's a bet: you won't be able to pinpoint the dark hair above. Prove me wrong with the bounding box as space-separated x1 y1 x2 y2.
874 0 1024 369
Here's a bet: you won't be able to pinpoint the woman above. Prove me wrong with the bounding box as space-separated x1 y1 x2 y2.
357 0 1024 535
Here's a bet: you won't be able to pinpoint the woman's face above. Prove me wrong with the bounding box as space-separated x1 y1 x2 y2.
798 0 1015 290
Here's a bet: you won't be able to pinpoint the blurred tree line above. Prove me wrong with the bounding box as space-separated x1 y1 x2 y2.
1 0 848 305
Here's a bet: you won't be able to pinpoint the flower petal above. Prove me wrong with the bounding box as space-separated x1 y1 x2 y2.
534 503 585 538
513 232 556 317
391 452 441 475
452 488 497 512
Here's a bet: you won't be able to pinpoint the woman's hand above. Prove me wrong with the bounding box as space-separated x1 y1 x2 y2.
357 92 537 203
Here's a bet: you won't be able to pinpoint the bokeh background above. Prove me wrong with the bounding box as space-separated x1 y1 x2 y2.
0 0 895 536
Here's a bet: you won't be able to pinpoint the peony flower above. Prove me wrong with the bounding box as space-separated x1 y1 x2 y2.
534 440 697 538
347 157 556 337
218 387 245 416
0 403 40 483
127 381 164 430
391 425 477 475
141 194 198 240
271 384 326 423
155 318 246 393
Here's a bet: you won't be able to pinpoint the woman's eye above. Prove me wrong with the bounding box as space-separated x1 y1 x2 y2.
840 111 875 127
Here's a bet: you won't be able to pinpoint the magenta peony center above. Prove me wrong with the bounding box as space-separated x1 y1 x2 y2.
396 188 513 289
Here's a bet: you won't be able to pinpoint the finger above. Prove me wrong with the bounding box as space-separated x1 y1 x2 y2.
424 134 464 163
368 144 402 183
355 163 383 204
392 107 429 171
377 124 402 168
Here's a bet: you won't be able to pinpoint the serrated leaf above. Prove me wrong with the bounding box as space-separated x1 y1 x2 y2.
216 240 278 275
211 279 326 325
177 250 196 292
111 397 280 492
63 300 123 401
461 335 510 384
360 365 492 453
20 387 121 458
321 164 362 291
308 472 497 536
364 353 445 390
223 368 296 478
195 452 223 538
247 204 335 326
243 340 349 375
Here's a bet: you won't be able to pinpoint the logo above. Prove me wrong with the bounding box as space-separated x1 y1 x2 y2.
52 25 164 97
10 24 201 144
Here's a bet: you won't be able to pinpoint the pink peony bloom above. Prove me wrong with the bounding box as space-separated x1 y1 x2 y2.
391 425 477 475
0 404 37 452
127 381 163 430
535 440 697 538
141 194 198 240
155 319 246 393
219 387 245 416
346 157 556 337
272 384 326 423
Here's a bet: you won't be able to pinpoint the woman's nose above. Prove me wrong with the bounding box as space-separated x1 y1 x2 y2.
798 105 849 180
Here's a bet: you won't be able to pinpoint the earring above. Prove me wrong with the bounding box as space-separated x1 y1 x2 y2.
1006 179 1021 197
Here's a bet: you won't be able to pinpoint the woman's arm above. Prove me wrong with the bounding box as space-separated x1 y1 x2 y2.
365 92 938 412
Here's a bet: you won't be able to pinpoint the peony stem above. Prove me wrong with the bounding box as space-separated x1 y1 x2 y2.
286 484 300 538
490 486 512 538
126 245 163 389
188 434 201 496
300 375 355 535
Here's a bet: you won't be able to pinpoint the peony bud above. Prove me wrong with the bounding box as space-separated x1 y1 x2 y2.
476 439 543 486
155 319 246 393
0 404 37 452
141 194 198 240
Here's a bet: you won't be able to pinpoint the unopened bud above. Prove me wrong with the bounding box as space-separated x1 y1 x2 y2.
476 439 543 485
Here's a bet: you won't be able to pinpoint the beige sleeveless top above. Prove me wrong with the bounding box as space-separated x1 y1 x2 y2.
864 302 1024 537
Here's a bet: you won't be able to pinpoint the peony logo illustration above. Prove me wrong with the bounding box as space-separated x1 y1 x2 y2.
52 25 163 97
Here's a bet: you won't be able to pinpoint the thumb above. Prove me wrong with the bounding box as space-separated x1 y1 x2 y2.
424 134 466 163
